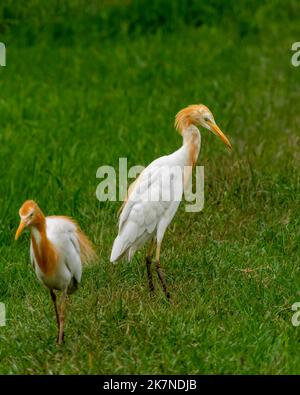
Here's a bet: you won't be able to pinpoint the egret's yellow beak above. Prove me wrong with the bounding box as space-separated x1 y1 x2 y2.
15 220 26 241
207 121 232 149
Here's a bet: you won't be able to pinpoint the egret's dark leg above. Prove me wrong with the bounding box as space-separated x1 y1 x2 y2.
50 290 60 338
155 243 172 303
57 288 67 345
146 240 155 295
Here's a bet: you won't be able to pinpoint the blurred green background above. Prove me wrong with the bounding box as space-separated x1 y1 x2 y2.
0 0 299 374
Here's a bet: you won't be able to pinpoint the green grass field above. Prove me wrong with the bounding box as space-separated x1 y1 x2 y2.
0 0 300 374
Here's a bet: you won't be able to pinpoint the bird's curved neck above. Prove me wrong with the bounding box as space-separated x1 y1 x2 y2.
182 125 201 167
30 219 57 275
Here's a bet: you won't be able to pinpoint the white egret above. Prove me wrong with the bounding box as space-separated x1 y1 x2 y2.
110 104 232 302
15 200 97 344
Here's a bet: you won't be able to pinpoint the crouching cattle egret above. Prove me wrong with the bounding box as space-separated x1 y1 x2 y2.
110 104 232 302
15 200 96 344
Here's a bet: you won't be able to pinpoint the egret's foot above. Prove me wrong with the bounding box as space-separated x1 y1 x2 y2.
168 296 174 305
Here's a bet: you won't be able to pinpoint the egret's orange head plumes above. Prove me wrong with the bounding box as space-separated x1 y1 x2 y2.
175 104 232 149
15 200 45 240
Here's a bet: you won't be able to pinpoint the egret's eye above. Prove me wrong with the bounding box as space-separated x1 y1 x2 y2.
29 212 34 219
204 117 211 122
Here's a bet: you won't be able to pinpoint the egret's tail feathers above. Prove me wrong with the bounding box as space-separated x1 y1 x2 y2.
110 235 127 263
77 229 98 265
111 221 141 263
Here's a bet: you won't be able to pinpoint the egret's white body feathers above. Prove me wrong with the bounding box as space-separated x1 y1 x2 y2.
30 216 82 293
111 126 201 263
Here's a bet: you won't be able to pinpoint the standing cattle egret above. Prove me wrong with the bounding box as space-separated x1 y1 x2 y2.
110 104 232 302
15 200 96 344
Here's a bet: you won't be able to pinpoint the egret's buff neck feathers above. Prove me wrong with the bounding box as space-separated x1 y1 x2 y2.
174 103 231 165
182 125 201 167
19 200 58 275
175 105 205 167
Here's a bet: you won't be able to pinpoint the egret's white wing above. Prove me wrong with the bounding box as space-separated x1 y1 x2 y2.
46 217 82 284
111 157 184 262
64 231 82 284
119 154 176 231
